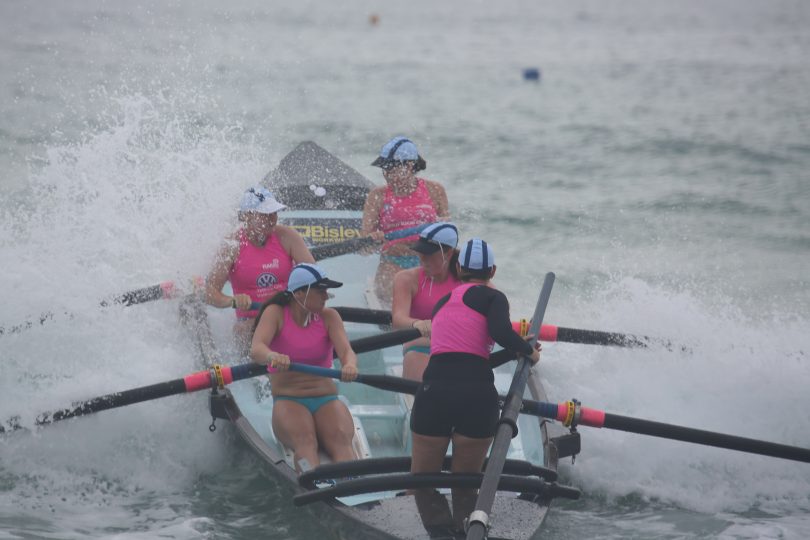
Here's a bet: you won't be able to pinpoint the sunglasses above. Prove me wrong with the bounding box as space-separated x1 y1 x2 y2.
381 161 410 171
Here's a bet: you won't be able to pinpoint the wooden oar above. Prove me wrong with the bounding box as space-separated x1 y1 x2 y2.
333 306 671 349
292 365 810 465
0 328 420 435
466 272 554 540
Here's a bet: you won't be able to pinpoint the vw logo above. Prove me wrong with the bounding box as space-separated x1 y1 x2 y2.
257 273 278 288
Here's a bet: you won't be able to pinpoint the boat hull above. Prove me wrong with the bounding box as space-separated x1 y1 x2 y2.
200 142 566 539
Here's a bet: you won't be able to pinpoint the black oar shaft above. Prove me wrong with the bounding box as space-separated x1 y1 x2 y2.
311 237 375 261
2 329 418 434
36 378 190 426
555 326 648 348
602 413 810 463
333 306 662 349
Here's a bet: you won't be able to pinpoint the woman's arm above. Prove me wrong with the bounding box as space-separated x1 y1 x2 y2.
323 308 358 382
250 305 289 369
425 180 450 220
362 187 385 234
392 269 431 337
277 225 315 264
205 237 250 309
391 269 416 326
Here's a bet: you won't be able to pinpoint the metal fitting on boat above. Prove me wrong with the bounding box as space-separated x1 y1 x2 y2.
563 399 581 428
467 510 489 531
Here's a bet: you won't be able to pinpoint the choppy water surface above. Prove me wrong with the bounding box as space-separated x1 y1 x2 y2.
1 1 809 538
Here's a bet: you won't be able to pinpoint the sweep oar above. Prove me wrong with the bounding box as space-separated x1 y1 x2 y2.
333 306 669 349
1 225 429 338
310 223 428 261
520 399 810 464
0 278 205 337
466 272 555 540
291 365 810 465
0 328 420 435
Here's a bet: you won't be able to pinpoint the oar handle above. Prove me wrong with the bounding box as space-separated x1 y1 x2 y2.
289 364 342 379
383 224 429 241
310 224 429 261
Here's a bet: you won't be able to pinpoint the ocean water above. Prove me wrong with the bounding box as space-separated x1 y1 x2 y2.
1 0 809 538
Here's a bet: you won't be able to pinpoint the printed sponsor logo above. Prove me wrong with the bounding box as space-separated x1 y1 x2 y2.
292 224 361 244
262 259 280 270
257 273 278 288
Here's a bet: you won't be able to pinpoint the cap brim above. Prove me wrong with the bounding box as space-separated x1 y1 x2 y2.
371 156 387 167
313 277 343 289
251 201 286 214
410 239 441 255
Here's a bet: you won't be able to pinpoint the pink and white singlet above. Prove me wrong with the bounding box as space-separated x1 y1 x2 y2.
267 306 334 373
430 283 495 359
229 230 294 318
378 179 438 251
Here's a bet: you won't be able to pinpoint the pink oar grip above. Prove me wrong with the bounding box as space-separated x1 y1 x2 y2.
184 371 212 392
554 403 606 428
510 321 559 342
539 324 558 342
160 281 177 299
579 407 606 428
220 366 234 385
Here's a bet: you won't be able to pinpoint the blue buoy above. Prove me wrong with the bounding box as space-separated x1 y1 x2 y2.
523 67 541 81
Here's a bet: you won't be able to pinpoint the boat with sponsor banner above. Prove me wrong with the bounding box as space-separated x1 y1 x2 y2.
197 141 582 539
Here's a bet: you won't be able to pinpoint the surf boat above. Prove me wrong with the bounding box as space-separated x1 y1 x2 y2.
202 142 581 539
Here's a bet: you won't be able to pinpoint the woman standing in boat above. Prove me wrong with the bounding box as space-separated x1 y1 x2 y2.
409 238 540 527
362 136 449 305
206 186 314 350
250 263 359 473
391 222 460 382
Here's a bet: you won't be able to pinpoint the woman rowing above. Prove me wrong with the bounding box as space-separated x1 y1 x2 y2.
409 238 540 529
362 136 449 305
205 186 314 350
250 263 359 473
391 222 460 382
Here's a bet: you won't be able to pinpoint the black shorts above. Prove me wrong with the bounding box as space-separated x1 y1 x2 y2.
410 380 500 439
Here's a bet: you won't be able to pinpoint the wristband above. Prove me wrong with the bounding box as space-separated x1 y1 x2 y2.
231 297 237 309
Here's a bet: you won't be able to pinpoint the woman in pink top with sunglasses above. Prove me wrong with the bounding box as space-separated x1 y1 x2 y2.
206 186 314 350
362 137 449 305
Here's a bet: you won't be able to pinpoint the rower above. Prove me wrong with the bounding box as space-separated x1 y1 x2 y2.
409 238 541 531
205 186 314 351
391 222 460 382
250 264 359 473
361 136 450 306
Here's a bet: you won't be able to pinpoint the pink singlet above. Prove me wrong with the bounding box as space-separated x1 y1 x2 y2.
229 230 294 318
378 179 439 250
430 284 494 359
267 306 334 373
409 268 460 320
